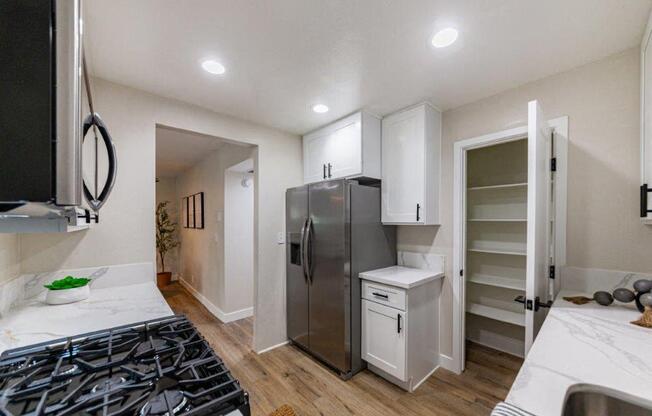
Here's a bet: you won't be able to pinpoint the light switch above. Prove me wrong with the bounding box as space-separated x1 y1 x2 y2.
277 232 285 244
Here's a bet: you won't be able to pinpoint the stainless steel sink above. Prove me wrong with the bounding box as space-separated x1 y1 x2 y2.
562 384 652 416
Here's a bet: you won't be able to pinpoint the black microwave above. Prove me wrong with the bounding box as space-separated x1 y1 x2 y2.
0 0 116 225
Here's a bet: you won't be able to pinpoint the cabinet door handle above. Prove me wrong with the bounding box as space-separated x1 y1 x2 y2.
397 314 402 334
328 163 332 178
323 164 326 179
372 292 389 299
416 203 421 222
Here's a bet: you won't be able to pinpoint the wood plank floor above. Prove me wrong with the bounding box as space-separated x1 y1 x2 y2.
161 282 522 416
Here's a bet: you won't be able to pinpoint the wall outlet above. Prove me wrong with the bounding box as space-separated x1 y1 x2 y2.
277 232 285 244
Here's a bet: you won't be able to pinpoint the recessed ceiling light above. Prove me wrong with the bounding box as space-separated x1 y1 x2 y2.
431 28 458 48
312 104 329 113
201 59 226 75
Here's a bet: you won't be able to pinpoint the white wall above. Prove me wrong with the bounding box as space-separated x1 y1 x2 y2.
18 78 302 352
176 144 252 316
224 165 254 314
155 177 179 276
399 48 652 357
0 235 20 284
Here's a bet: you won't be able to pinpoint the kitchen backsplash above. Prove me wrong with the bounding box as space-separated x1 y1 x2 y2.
397 251 445 272
561 266 652 294
0 262 154 317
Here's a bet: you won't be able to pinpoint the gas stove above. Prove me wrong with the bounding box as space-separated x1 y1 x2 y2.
0 315 250 416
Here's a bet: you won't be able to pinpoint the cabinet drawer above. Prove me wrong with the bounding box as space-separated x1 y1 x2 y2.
362 280 406 311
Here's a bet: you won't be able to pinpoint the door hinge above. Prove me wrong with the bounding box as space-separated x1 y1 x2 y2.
459 269 464 277
550 157 557 172
549 265 555 280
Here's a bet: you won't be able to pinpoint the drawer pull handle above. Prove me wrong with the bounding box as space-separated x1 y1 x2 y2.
372 292 389 299
397 314 402 333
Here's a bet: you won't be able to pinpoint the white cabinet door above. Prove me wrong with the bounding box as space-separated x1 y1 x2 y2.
525 100 552 354
641 14 652 223
382 108 425 223
303 132 329 183
324 114 362 179
302 112 364 183
361 299 407 381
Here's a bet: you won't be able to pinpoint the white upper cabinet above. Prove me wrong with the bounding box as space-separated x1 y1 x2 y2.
381 104 441 224
641 11 652 224
302 111 381 184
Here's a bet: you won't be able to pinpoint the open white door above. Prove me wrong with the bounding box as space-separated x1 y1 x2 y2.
525 100 552 354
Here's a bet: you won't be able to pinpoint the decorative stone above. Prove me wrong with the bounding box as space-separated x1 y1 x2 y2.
639 293 652 308
613 288 636 303
593 291 613 306
633 279 652 293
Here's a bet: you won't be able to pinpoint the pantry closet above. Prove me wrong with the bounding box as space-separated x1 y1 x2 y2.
452 100 568 372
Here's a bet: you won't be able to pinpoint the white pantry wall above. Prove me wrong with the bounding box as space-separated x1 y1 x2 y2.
18 78 302 352
401 47 652 358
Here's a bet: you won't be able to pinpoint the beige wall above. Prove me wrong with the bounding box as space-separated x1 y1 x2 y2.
176 144 252 314
19 78 302 352
155 177 179 276
0 235 20 284
398 47 652 357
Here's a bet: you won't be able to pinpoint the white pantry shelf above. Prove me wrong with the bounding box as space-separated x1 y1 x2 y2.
468 273 525 291
467 248 527 256
467 182 528 191
467 302 525 327
467 218 527 222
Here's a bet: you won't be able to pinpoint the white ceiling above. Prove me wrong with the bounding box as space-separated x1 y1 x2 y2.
86 0 652 135
156 127 225 178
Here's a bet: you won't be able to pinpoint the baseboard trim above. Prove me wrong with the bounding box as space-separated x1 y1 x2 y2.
256 340 289 355
439 353 460 373
178 278 253 323
412 365 440 391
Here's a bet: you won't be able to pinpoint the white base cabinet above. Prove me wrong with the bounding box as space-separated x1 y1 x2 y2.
302 111 381 184
381 103 441 225
361 278 441 392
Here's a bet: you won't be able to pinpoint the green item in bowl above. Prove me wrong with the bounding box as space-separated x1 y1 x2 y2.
44 276 91 290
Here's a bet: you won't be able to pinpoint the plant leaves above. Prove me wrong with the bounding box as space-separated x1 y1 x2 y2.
44 276 91 290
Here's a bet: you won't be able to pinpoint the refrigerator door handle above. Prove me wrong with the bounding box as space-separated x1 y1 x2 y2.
299 218 309 282
305 217 314 284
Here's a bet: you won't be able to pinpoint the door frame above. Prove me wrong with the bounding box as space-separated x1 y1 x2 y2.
451 116 568 374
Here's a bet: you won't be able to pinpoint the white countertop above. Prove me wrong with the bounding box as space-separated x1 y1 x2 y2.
0 281 172 354
506 290 652 415
360 265 444 289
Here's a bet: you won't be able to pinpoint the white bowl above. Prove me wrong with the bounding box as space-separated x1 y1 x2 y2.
45 285 90 305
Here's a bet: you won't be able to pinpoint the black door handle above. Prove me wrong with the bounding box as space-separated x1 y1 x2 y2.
323 164 326 179
372 292 389 299
416 203 421 221
397 314 402 334
328 163 332 178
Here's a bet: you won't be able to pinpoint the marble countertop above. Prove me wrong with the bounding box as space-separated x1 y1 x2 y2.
360 265 444 289
506 290 652 415
0 281 172 354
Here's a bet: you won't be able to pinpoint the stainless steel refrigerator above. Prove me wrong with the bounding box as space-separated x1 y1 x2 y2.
286 179 396 379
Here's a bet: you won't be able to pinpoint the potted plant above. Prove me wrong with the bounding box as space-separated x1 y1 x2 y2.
156 201 179 288
44 276 91 305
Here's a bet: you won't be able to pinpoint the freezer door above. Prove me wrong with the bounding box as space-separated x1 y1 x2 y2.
286 186 310 349
308 180 350 373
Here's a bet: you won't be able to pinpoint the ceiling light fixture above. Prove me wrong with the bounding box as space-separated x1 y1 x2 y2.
431 28 458 48
312 104 329 114
201 59 226 75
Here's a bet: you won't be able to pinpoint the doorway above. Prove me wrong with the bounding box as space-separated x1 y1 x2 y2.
155 125 257 350
451 112 568 374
